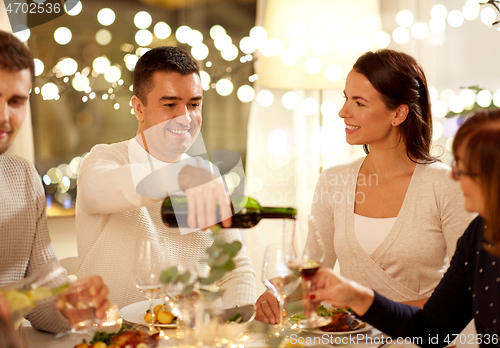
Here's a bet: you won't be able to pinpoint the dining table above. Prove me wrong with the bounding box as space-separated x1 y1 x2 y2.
19 318 421 348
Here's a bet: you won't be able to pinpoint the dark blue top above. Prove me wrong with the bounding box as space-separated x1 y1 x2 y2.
360 216 500 348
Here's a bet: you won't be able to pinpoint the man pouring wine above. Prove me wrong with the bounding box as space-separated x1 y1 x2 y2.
75 46 257 309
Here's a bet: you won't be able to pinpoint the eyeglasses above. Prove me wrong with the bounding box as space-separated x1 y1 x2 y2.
451 161 479 181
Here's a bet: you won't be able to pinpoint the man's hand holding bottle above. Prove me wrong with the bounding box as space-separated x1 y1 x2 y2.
178 165 232 229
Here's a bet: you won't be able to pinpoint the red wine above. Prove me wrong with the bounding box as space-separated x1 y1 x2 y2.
287 260 321 277
300 266 320 277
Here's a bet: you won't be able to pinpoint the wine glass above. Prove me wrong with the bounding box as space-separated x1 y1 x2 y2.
262 244 301 328
162 259 221 347
132 237 166 333
59 278 104 333
287 215 329 329
1 259 67 330
161 258 199 321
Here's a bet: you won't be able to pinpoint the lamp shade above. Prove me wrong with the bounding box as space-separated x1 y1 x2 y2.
256 0 382 90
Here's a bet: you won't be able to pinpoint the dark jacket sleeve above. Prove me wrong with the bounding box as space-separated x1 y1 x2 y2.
360 218 480 348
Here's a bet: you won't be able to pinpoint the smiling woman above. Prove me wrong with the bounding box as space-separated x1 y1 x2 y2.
340 69 407 151
304 109 500 348
452 109 500 255
350 49 433 162
301 49 474 311
255 49 475 325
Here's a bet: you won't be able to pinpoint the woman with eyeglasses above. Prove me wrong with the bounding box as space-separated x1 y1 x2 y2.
256 49 475 324
304 109 500 348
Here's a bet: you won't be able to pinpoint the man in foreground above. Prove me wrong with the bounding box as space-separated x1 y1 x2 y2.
0 30 109 332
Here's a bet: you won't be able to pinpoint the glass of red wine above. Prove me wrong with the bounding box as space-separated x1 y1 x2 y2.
287 215 329 329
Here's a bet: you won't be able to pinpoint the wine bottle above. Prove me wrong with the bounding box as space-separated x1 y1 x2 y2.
162 196 297 228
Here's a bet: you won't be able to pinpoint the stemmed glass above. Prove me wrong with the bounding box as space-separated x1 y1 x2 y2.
262 244 301 328
161 259 199 321
162 259 221 347
132 237 166 333
59 278 102 333
1 259 67 330
287 215 329 329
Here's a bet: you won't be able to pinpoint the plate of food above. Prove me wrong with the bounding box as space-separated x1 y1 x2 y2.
119 299 177 328
74 326 161 348
289 305 373 335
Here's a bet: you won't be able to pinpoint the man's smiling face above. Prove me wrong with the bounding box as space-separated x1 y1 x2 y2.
0 68 31 155
133 71 203 162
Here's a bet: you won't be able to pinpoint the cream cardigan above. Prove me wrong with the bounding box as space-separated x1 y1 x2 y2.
75 140 256 309
309 157 475 302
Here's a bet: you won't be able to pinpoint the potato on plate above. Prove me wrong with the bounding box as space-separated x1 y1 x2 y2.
143 304 175 324
157 308 174 324
153 304 162 318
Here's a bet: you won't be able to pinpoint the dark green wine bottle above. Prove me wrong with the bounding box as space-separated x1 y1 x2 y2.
162 196 297 228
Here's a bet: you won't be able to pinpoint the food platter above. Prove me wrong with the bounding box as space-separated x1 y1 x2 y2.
303 323 374 335
289 305 374 336
119 299 177 328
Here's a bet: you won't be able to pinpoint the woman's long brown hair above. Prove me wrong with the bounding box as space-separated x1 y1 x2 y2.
353 49 437 163
453 109 500 257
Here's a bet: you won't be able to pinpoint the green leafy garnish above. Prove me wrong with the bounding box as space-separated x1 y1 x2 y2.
89 324 126 345
352 322 362 330
288 313 308 322
227 313 242 323
290 306 355 321
51 283 70 295
316 305 331 317
160 227 242 301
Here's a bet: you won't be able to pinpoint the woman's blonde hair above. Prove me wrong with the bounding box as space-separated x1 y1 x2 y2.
453 108 500 256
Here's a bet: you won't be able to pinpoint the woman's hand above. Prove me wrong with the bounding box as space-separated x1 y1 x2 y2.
57 275 110 322
303 268 375 316
255 291 280 324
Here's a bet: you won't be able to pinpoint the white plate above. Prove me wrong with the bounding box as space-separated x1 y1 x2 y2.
304 323 374 335
119 299 177 328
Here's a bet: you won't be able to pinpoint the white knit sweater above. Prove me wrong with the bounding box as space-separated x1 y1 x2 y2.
309 157 476 302
75 139 256 309
0 155 70 333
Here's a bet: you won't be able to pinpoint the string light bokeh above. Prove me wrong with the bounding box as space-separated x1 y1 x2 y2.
14 0 500 210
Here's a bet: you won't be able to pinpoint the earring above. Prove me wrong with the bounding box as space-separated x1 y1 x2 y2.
392 122 396 125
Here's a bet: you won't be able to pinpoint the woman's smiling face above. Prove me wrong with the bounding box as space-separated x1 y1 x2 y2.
338 70 400 147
